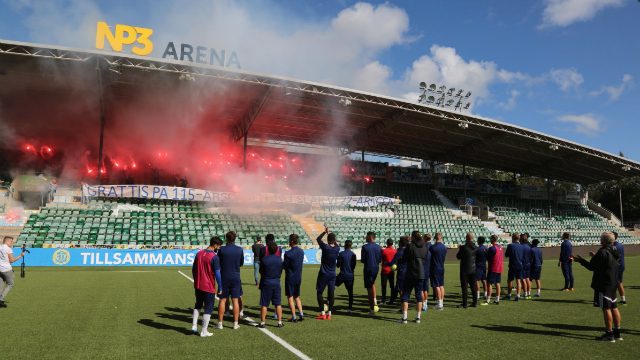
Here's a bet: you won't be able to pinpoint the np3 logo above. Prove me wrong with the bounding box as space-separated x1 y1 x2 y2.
52 249 71 265
95 21 154 56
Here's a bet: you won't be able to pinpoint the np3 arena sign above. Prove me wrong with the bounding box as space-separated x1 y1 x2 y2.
95 21 241 68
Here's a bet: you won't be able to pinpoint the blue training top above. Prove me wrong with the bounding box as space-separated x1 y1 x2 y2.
361 242 382 272
559 240 573 262
316 233 340 276
283 246 305 282
520 243 532 268
475 244 487 269
429 242 447 274
260 253 283 286
218 243 244 282
531 246 543 267
337 249 357 280
614 242 625 270
505 242 523 270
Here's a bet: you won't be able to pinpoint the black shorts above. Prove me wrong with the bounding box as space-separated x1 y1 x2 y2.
475 267 487 281
530 266 542 280
508 268 523 281
401 277 425 302
598 288 618 310
363 270 379 289
316 272 336 293
487 272 501 285
194 289 216 314
285 278 301 297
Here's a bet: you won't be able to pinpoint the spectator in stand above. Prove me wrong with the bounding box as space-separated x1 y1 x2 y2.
613 232 626 305
559 232 574 291
575 232 623 342
380 238 397 305
251 237 264 286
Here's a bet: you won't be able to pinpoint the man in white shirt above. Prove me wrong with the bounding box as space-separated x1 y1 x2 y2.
0 236 25 308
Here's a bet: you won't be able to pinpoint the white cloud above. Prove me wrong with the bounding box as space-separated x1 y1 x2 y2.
352 61 393 94
556 113 602 135
498 90 520 110
540 0 625 28
589 74 634 101
548 68 584 92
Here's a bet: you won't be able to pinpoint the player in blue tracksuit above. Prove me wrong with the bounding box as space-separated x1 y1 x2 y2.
217 231 245 329
530 239 543 297
429 233 447 310
390 236 409 301
420 233 432 312
336 240 357 313
475 236 488 301
361 231 382 316
283 233 305 322
315 227 340 320
520 234 532 299
613 231 626 304
257 241 284 329
558 232 574 291
505 233 523 301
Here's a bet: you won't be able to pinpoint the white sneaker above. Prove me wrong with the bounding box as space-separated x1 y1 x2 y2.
233 323 240 330
400 318 408 324
191 327 198 334
415 318 421 324
216 322 223 330
200 331 213 337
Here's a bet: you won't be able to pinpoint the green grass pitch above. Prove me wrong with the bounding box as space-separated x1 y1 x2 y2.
1 256 638 359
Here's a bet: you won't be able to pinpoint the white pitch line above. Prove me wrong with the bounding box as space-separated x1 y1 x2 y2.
177 271 312 360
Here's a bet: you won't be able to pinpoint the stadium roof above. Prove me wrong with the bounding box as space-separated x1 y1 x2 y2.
1 39 639 185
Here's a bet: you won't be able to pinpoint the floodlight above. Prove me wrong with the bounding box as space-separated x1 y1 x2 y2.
445 99 455 107
456 89 464 97
427 96 435 103
446 88 454 96
338 97 352 107
465 91 472 98
438 85 447 94
419 82 427 90
464 103 471 109
429 83 437 91
418 94 426 102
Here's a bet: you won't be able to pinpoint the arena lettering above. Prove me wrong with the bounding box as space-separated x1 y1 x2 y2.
161 42 241 68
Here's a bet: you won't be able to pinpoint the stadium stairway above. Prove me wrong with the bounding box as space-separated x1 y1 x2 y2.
432 189 463 216
291 214 325 245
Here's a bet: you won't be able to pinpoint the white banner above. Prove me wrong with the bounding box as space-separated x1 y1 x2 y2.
82 184 400 207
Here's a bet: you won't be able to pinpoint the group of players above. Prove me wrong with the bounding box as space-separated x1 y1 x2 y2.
188 227 626 338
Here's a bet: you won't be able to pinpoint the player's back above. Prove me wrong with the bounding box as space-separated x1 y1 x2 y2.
361 242 382 271
475 245 487 268
488 245 504 273
338 249 356 279
284 247 304 280
429 242 447 272
261 254 283 283
219 243 244 281
520 244 531 266
319 243 340 276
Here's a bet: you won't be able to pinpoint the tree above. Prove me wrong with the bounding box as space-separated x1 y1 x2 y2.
587 176 640 225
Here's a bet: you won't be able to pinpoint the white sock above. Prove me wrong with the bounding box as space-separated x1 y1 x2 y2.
622 296 626 301
321 311 326 315
202 314 211 330
299 311 304 317
233 321 238 328
327 311 331 316
417 311 421 319
496 296 500 302
487 296 491 303
240 310 244 317
192 309 200 329
484 292 487 299
402 310 408 319
439 299 443 307
374 298 378 306
425 299 428 307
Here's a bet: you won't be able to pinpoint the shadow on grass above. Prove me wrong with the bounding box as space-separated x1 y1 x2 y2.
525 322 640 335
138 318 194 335
470 324 593 340
528 298 591 304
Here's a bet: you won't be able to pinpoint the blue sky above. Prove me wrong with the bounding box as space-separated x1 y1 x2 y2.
1 0 638 162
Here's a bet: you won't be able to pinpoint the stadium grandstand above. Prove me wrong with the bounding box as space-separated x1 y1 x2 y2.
1 39 640 254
